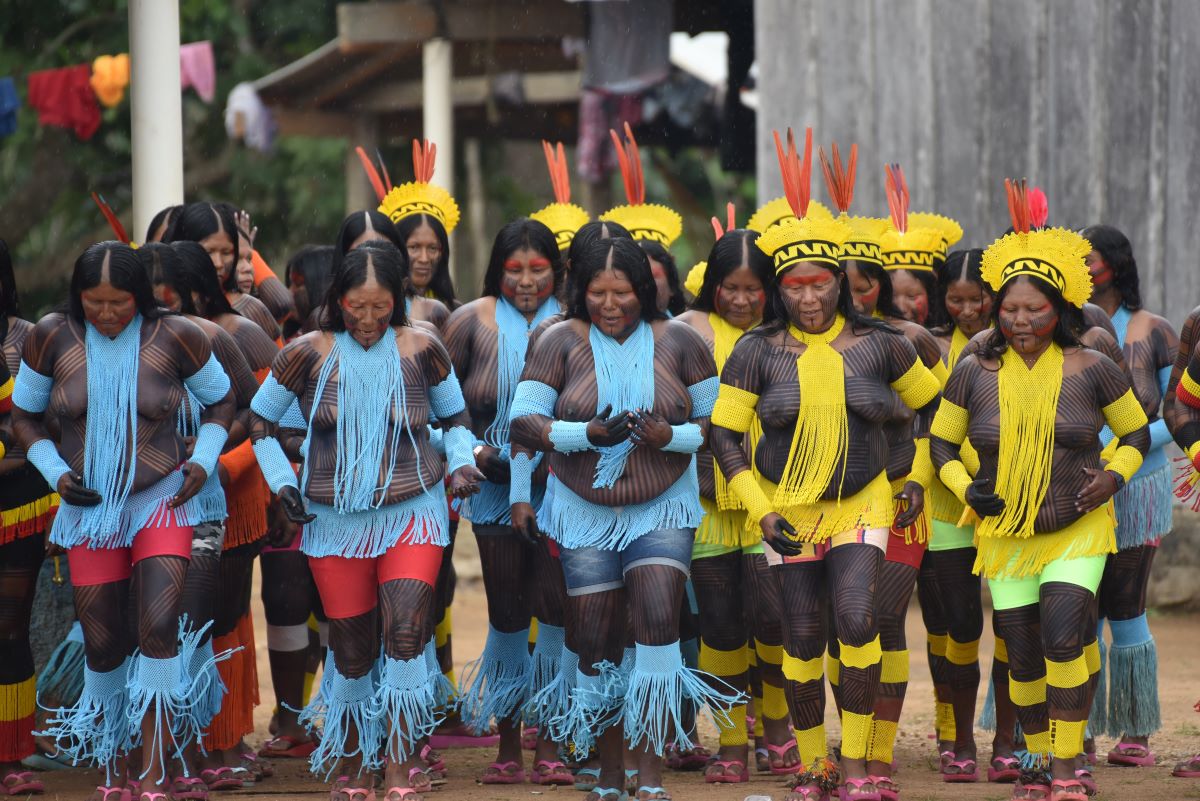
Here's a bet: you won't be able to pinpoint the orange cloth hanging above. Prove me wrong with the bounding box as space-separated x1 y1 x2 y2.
89 54 129 108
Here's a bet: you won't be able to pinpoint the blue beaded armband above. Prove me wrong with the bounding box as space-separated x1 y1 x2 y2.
13 362 52 413
509 380 559 420
687 376 719 418
663 422 704 454
509 451 542 505
277 398 307 430
252 436 299 493
26 438 70 489
548 421 593 453
429 370 467 420
442 425 474 475
251 374 297 423
189 422 228 476
184 353 231 405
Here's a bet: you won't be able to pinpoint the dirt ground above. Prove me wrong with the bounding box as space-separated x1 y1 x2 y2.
31 525 1200 800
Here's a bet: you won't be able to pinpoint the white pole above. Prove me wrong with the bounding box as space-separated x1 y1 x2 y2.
128 0 184 241
422 38 456 283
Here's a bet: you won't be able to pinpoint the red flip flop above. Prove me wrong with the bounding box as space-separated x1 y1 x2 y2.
531 760 574 785
942 758 979 783
480 761 525 785
259 734 316 759
1107 742 1156 767
1174 754 1200 778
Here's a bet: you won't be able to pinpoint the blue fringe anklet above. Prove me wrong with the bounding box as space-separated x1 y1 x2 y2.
457 625 531 733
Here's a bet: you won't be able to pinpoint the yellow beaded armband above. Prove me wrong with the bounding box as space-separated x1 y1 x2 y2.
929 358 949 388
890 360 940 410
1187 440 1200 465
710 384 759 433
1102 388 1148 438
727 470 773 525
1180 368 1200 409
930 399 968 444
908 437 935 490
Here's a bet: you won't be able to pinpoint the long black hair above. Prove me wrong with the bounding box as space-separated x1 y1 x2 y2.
481 218 565 299
332 210 403 278
567 237 664 323
566 220 632 270
756 261 896 339
69 241 172 324
977 275 1085 361
139 243 200 316
1081 224 1142 311
163 201 240 291
691 229 775 319
638 240 687 316
145 205 182 244
170 241 238 319
394 213 457 305
932 248 990 335
322 245 410 332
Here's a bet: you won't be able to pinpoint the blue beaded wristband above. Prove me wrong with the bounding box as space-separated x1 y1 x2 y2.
251 374 297 424
663 422 704 454
548 421 593 453
442 425 474 475
184 353 231 406
252 436 299 493
509 451 543 505
26 438 70 489
13 362 52 413
188 422 228 476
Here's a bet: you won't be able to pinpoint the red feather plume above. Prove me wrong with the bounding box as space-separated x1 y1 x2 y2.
772 127 812 219
91 193 129 244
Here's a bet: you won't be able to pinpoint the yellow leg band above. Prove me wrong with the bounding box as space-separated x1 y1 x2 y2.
839 636 882 670
880 649 909 684
762 681 789 720
1009 674 1047 707
993 636 1009 663
529 618 538 645
1051 719 1087 760
700 641 751 677
928 632 948 657
826 652 840 686
936 701 956 741
435 608 452 647
1083 640 1100 675
783 653 825 683
841 710 874 760
1045 653 1090 690
794 724 827 769
867 718 898 764
946 637 980 666
302 669 316 706
756 641 783 666
1025 730 1052 755
718 703 750 747
747 643 759 668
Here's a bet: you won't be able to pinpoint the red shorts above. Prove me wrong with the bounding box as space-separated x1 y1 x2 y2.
68 512 193 586
309 541 444 619
885 526 927 570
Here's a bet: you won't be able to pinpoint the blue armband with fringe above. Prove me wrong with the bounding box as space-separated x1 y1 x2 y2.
184 353 231 405
26 438 70 489
251 374 297 424
663 423 704 454
253 436 299 493
13 362 52 412
687 376 719 418
429 370 466 420
189 422 228 477
442 425 474 475
549 421 593 453
510 380 559 420
509 451 542 505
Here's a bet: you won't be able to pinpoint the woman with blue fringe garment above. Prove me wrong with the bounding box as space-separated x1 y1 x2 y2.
248 244 483 801
510 236 739 801
442 218 573 786
1083 225 1176 767
11 242 235 801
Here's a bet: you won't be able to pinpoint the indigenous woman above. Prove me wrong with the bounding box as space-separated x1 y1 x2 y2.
510 235 733 801
215 204 297 328
883 207 961 330
164 202 281 341
0 240 56 796
676 222 798 783
13 242 235 801
249 245 482 801
284 246 335 339
443 218 570 785
930 182 1149 801
1081 224 1176 766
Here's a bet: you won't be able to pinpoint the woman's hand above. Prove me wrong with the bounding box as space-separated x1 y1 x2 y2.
511 502 539 544
760 512 804 557
278 485 316 524
449 464 485 498
474 445 510 484
56 471 101 507
266 497 301 547
585 404 634 447
170 462 208 508
965 477 1005 517
893 481 925 529
1076 467 1121 513
629 410 672 450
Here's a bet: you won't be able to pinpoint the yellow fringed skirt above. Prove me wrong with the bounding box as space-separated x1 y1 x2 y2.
752 470 894 544
695 496 754 549
973 504 1116 580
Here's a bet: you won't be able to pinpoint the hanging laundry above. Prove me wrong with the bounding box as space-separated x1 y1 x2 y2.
224 82 275 152
27 65 100 140
89 53 130 108
0 78 18 138
180 41 216 103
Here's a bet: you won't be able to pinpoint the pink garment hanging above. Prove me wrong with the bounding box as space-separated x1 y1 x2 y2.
179 41 215 103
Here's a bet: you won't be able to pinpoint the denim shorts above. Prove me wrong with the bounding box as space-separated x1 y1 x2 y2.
560 527 694 596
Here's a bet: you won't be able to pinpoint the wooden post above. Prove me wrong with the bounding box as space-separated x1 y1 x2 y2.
128 0 183 238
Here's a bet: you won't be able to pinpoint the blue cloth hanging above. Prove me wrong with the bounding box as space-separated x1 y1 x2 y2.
0 77 19 137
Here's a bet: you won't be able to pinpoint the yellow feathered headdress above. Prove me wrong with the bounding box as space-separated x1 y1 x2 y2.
981 179 1092 308
907 211 963 258
356 141 461 234
878 163 944 272
530 141 590 252
817 139 889 266
599 123 682 247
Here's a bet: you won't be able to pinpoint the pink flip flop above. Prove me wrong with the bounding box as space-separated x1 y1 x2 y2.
1174 754 1200 777
1049 778 1088 800
199 767 242 791
1 770 44 796
703 759 748 784
170 777 208 801
1107 742 1155 767
381 788 420 801
941 758 978 783
1073 767 1096 795
870 775 898 801
988 756 1020 783
259 734 316 758
531 760 574 785
840 776 881 800
480 760 526 784
767 738 802 775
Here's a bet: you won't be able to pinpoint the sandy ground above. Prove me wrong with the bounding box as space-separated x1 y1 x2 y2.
31 524 1200 800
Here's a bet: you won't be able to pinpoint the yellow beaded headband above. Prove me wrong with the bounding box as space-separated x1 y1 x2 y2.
356 141 461 234
879 163 944 272
530 140 590 252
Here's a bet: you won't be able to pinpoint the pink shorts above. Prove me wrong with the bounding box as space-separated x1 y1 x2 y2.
309 541 444 620
68 512 193 586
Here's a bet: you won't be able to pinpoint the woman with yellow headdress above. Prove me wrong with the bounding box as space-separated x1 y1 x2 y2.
709 128 942 801
930 180 1149 801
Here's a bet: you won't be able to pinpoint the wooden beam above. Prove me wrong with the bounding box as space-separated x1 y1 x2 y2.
349 70 580 113
270 108 357 138
337 1 584 48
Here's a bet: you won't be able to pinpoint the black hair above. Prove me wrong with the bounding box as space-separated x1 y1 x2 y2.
394 213 457 305
139 243 200 316
332 210 403 278
69 241 172 324
932 248 991 335
163 202 240 291
481 218 565 299
691 229 775 318
169 241 238 319
756 261 896 339
0 239 20 319
1080 224 1142 311
977 275 1085 361
322 245 410 332
285 244 336 320
145 205 182 244
566 220 632 271
567 237 664 324
638 240 687 316
889 266 944 329
843 258 900 319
